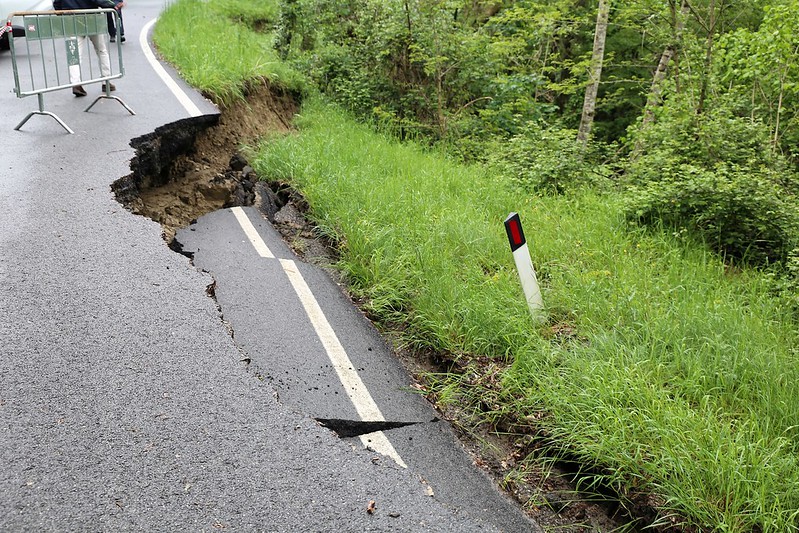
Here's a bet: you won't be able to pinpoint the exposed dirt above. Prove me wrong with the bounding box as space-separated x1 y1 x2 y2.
112 82 297 242
111 80 680 533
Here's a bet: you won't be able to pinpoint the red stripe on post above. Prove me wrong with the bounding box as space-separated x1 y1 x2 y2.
509 220 522 246
504 212 526 252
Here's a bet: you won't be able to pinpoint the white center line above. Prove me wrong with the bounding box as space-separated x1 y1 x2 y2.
280 258 407 468
231 207 406 468
231 206 275 258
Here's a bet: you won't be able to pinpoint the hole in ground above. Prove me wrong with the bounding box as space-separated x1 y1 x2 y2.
315 418 435 439
111 81 298 243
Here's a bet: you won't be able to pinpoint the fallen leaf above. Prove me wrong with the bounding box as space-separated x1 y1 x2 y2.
367 500 376 514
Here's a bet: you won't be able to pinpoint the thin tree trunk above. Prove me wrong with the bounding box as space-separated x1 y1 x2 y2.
774 77 785 149
642 48 675 127
772 43 799 150
697 0 720 115
641 0 688 129
577 0 611 148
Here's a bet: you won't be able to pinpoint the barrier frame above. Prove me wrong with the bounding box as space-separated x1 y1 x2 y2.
7 8 135 134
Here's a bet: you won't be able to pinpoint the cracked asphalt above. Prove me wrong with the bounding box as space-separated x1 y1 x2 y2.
0 1 540 530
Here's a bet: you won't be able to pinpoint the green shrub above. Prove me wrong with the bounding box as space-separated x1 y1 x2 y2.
488 124 612 194
624 103 799 265
625 163 799 264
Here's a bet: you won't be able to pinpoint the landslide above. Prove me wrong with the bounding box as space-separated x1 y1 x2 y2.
112 82 296 242
111 80 653 533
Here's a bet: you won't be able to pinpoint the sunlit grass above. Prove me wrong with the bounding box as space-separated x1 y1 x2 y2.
152 0 303 105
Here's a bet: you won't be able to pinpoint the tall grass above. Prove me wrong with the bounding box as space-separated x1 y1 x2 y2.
253 99 799 531
152 0 303 104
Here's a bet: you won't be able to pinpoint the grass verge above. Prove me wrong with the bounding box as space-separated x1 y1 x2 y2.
252 99 799 532
152 0 303 105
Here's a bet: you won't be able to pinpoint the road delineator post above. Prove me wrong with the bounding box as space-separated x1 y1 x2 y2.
504 212 545 322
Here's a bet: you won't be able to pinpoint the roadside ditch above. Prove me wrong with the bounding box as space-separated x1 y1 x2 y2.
111 80 667 533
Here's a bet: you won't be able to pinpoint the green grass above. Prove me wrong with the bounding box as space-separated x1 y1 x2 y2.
152 0 303 104
155 1 799 530
252 99 799 532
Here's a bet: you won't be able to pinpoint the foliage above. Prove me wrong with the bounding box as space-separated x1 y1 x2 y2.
624 98 799 264
275 0 610 148
625 163 799 264
717 0 799 153
488 123 612 194
213 0 280 28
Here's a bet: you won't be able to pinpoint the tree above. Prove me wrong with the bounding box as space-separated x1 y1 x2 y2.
641 0 689 129
577 0 611 147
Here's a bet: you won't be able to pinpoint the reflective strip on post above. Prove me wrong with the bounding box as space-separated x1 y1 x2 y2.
504 212 545 321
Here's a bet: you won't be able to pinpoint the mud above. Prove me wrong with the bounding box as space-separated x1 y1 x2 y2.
112 82 297 242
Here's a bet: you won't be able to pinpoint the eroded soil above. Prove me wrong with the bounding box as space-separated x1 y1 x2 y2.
112 80 675 533
112 82 297 242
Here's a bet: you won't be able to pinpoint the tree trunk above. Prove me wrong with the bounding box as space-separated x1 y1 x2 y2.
641 0 689 129
697 0 722 115
577 0 611 148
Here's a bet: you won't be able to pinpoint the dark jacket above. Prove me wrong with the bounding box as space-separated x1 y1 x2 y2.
53 0 116 10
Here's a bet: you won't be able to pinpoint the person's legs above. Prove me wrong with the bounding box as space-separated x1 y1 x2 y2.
89 33 117 91
89 33 112 78
68 35 88 94
106 11 116 40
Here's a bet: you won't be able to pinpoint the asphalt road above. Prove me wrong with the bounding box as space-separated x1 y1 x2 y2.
0 2 541 530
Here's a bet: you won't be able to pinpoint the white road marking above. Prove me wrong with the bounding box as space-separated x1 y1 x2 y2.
139 19 203 118
230 207 406 468
139 16 407 470
358 431 408 468
231 206 275 258
280 258 407 468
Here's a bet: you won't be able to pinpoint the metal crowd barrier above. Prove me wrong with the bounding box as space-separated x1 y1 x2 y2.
6 8 135 134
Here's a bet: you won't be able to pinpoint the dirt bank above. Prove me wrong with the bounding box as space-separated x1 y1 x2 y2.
112 82 297 242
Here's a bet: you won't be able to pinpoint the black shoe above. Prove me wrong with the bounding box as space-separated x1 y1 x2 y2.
101 82 116 92
120 36 125 43
72 85 86 97
110 36 115 42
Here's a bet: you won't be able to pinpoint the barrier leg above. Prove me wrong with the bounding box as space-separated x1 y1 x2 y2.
14 94 74 134
84 94 136 115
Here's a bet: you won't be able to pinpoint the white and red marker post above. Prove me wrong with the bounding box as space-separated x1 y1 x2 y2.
504 212 545 322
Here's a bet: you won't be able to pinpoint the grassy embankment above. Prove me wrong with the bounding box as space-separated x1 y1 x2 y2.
155 1 799 530
152 0 302 104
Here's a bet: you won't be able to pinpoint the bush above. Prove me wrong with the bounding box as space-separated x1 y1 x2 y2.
624 103 799 265
625 163 799 264
488 124 612 194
